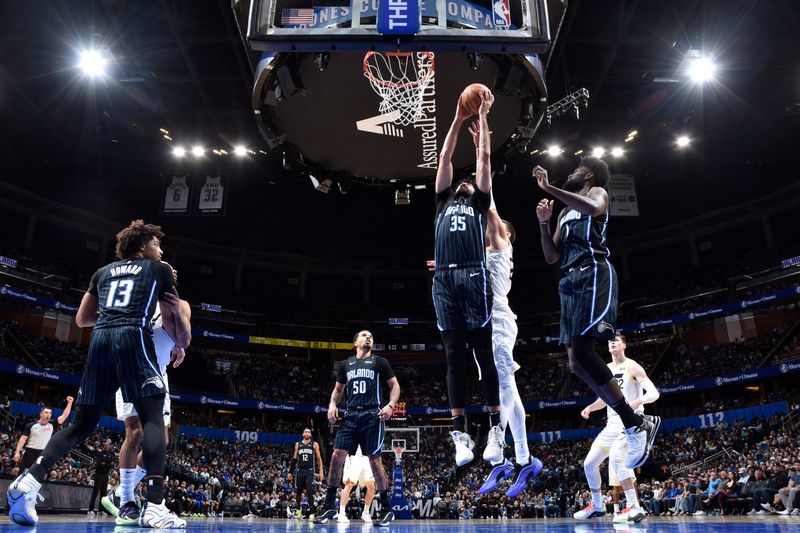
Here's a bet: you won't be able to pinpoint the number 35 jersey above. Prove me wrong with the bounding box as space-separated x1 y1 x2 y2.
434 187 490 269
87 258 174 332
336 355 395 410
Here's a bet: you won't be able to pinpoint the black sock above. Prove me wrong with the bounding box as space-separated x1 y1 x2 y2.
452 415 466 433
144 475 164 503
489 411 501 427
325 486 337 508
611 398 643 429
380 490 390 508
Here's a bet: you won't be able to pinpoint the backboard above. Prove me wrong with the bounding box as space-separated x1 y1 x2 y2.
242 0 551 53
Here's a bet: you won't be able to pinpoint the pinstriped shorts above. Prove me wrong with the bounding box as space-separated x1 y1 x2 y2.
559 260 618 345
76 326 166 407
432 266 493 332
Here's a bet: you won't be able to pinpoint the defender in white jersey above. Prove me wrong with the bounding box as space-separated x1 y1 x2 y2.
338 445 375 523
574 333 659 523
102 264 191 525
474 171 542 497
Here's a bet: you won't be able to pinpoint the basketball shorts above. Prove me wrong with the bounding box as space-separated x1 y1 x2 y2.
19 448 43 470
333 410 385 456
115 365 171 426
295 469 315 492
559 260 618 345
343 455 375 486
77 326 166 407
432 266 493 332
491 309 519 380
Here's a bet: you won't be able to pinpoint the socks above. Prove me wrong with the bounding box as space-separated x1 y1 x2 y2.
488 411 501 428
325 486 337 508
143 474 164 504
611 398 643 429
120 468 136 504
134 466 147 486
380 490 390 508
591 490 603 509
452 415 466 433
499 380 530 465
624 488 639 509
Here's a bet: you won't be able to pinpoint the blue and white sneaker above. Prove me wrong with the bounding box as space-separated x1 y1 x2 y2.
479 459 514 494
506 457 543 497
7 471 43 526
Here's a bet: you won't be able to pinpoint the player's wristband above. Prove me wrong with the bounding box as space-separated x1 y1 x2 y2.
539 220 550 225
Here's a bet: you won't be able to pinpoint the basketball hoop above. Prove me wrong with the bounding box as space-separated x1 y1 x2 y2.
363 51 435 127
393 444 405 464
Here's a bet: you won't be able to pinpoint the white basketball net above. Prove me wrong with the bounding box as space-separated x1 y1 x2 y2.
363 52 435 127
393 445 405 463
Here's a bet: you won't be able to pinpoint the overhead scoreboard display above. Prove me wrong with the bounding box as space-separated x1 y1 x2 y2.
242 0 552 53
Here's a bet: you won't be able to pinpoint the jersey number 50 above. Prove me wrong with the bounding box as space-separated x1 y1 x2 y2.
352 381 367 395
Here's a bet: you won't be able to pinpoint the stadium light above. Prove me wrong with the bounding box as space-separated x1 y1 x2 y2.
78 49 107 78
172 146 186 158
610 147 624 158
547 145 563 157
591 147 606 158
233 145 248 157
191 145 205 157
676 135 691 148
687 56 716 83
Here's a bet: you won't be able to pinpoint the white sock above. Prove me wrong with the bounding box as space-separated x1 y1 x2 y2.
133 466 147 487
591 490 603 509
120 468 136 504
499 379 530 465
624 488 639 509
339 505 346 516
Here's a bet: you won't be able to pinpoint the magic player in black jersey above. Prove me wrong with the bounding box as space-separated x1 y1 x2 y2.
291 428 323 519
432 89 502 467
534 160 660 471
6 220 186 528
314 330 400 527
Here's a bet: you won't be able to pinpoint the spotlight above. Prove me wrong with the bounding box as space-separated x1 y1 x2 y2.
233 145 248 156
172 147 186 158
78 49 107 77
591 147 606 158
676 135 691 148
547 145 563 157
610 147 624 158
192 145 205 157
687 56 716 83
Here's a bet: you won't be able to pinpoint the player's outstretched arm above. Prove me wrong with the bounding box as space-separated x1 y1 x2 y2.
435 102 471 193
537 200 561 264
474 91 494 194
629 362 660 410
57 395 74 425
533 165 608 216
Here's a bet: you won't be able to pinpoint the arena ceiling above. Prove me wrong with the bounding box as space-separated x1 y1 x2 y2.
0 0 798 261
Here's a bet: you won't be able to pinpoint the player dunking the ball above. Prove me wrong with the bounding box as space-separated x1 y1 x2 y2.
575 332 659 523
291 427 323 520
314 330 400 527
432 88 503 467
535 160 660 470
6 220 185 528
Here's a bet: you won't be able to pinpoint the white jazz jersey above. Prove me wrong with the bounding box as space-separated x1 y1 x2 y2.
606 357 643 420
485 245 519 378
343 445 374 486
486 245 516 318
115 309 174 425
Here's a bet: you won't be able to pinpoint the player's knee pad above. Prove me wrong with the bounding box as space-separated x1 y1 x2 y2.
570 335 614 386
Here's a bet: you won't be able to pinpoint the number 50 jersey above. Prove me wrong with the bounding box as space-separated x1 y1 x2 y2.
87 259 175 332
336 355 396 410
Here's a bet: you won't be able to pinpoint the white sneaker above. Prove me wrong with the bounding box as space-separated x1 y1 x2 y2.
756 509 769 515
574 503 605 520
139 499 187 528
693 510 705 516
337 512 350 523
450 430 475 466
7 472 43 526
482 424 506 463
613 506 646 523
360 511 371 522
778 509 790 515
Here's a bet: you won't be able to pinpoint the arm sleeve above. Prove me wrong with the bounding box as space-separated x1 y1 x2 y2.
639 378 660 404
154 261 175 300
378 357 396 380
336 361 347 384
87 270 101 297
22 422 33 437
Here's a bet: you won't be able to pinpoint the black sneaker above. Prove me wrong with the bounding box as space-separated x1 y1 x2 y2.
373 509 394 527
115 501 141 526
624 415 661 469
313 508 337 524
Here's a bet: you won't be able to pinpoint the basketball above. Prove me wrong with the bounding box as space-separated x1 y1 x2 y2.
459 83 491 115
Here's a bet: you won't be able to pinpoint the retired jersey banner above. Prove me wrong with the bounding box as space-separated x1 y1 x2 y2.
195 175 227 216
608 174 639 217
161 175 191 215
